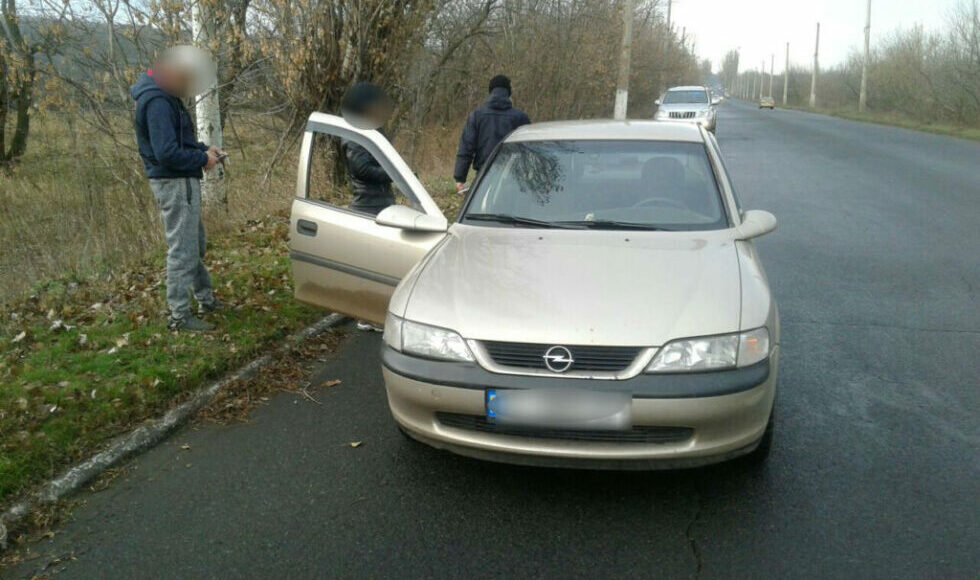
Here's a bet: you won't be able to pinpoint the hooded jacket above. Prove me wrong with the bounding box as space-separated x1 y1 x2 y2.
131 72 209 179
454 87 531 183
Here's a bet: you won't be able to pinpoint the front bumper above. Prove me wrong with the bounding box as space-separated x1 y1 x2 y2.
382 345 778 469
656 115 715 131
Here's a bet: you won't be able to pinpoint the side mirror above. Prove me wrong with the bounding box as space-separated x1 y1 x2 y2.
376 205 448 233
711 97 722 105
654 99 661 106
734 210 777 240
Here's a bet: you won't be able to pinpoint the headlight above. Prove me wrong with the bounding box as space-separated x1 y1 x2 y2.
384 313 473 361
646 328 769 372
382 312 402 350
698 109 711 118
655 111 668 119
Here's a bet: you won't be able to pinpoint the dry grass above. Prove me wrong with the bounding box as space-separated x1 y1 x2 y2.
0 112 462 305
0 112 298 303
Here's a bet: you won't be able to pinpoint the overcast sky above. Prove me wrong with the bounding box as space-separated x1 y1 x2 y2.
670 0 965 73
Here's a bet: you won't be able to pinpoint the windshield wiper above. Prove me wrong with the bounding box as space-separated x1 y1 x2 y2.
557 220 675 231
465 213 582 229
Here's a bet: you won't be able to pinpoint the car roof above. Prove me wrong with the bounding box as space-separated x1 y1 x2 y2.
666 86 707 92
505 120 705 143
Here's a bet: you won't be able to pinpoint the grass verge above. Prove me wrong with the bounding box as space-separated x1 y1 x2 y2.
777 103 980 141
0 215 324 506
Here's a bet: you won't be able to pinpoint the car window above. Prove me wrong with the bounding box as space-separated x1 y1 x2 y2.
464 140 729 231
306 132 413 216
662 90 709 104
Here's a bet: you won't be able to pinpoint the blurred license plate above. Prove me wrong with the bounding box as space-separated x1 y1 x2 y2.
486 389 631 430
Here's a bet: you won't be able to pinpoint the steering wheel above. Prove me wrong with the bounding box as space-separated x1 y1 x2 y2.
631 197 688 210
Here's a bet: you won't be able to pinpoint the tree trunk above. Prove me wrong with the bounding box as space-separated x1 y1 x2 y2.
191 0 227 211
0 48 8 164
8 57 33 159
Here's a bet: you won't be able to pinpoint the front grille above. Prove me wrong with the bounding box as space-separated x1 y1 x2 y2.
482 341 642 373
437 413 693 444
669 111 696 119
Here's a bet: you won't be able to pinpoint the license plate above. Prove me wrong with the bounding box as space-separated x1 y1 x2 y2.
486 388 631 430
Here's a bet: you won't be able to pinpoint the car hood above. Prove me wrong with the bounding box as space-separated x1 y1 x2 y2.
401 225 741 347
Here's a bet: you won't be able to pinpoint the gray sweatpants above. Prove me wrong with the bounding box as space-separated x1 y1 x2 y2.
149 177 214 320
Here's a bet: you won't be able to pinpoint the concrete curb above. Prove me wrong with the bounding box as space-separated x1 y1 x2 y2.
0 313 348 551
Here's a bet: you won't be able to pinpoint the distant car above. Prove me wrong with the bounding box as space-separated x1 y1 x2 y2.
655 85 719 132
759 97 775 110
289 116 780 469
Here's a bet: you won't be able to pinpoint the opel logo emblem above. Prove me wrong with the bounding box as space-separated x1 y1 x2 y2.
543 345 574 373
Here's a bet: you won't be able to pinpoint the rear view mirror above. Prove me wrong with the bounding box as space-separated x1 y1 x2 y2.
734 210 777 240
376 205 448 233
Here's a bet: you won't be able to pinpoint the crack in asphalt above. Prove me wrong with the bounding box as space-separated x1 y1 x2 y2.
685 492 704 580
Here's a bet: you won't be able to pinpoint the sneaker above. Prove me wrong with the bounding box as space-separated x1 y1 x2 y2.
356 321 383 332
169 315 215 332
198 298 224 314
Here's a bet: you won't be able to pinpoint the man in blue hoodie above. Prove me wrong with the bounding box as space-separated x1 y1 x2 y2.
454 75 531 193
131 49 223 332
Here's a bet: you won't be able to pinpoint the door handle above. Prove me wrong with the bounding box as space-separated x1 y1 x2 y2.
297 219 318 236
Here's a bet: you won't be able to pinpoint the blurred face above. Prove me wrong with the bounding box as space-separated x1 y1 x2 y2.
364 100 393 127
154 63 194 98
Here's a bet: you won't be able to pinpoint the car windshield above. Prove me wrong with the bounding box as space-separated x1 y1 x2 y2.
463 140 729 231
662 90 708 104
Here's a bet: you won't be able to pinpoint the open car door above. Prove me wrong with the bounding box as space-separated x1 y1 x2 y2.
289 113 447 325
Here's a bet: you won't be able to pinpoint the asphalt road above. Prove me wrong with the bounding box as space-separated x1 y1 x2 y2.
7 101 980 579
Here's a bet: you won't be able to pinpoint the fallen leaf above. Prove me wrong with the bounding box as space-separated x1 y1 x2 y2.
321 379 342 388
349 441 362 448
181 444 191 451
12 331 26 343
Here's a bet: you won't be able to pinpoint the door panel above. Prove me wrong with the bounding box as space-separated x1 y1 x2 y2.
289 114 447 324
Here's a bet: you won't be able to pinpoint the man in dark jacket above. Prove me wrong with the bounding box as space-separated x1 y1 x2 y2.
454 75 531 192
131 48 223 332
340 82 395 215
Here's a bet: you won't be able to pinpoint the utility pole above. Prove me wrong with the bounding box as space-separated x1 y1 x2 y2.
191 0 226 210
751 69 756 100
657 0 672 97
734 48 741 97
809 22 820 108
759 60 765 101
859 0 871 112
614 0 633 119
769 53 774 98
783 42 790 105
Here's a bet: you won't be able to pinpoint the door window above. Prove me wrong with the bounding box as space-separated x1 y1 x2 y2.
306 132 415 217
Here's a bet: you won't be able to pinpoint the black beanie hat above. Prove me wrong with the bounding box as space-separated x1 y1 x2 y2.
488 75 512 95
